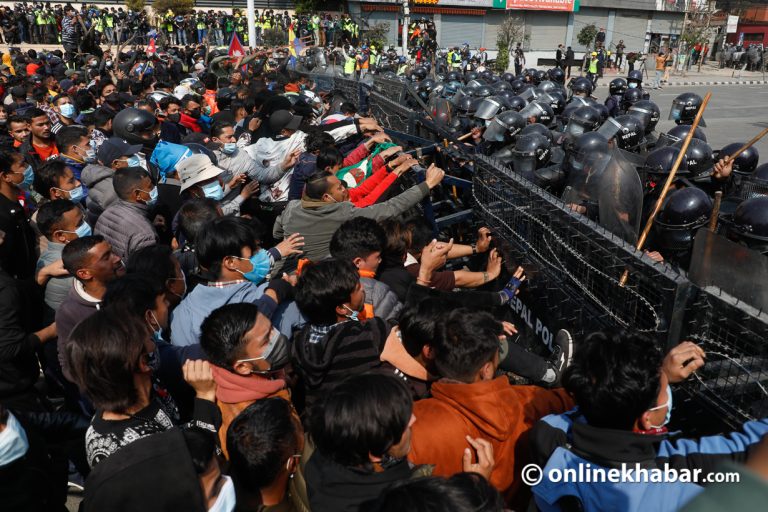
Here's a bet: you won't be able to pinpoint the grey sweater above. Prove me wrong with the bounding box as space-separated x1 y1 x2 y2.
36 241 73 318
274 182 430 263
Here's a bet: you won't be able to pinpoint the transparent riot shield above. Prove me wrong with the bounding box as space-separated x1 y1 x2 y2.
689 229 768 312
563 147 643 244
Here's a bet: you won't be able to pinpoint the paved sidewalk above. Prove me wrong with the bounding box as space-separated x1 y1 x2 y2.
591 62 768 88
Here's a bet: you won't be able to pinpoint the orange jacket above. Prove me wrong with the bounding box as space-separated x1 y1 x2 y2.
409 377 573 507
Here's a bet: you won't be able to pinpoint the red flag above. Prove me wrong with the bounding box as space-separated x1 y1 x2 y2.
228 32 245 58
146 38 156 56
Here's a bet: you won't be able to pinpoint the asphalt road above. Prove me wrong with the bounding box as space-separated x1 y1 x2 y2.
647 84 768 156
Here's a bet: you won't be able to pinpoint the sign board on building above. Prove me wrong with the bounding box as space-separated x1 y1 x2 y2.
492 0 575 11
727 15 739 34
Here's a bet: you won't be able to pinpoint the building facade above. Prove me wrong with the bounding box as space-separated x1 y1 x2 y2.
348 0 686 65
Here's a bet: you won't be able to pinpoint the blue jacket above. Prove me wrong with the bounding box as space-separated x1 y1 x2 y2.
530 408 768 512
170 281 305 347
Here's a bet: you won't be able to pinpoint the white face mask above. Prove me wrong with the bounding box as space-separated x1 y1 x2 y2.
207 475 236 512
0 411 29 466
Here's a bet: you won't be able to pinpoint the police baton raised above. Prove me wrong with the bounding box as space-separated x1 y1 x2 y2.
619 91 712 286
724 127 768 163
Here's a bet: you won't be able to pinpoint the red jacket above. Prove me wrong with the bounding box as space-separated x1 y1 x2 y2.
409 377 573 507
179 112 202 133
349 165 398 208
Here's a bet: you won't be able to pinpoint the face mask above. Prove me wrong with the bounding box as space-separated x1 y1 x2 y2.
233 249 270 283
127 154 144 168
342 303 360 321
188 109 201 119
16 165 34 190
648 384 673 429
74 221 92 238
628 82 638 89
138 186 158 207
262 327 290 371
208 475 236 512
84 148 97 163
0 411 29 466
66 185 85 202
59 103 76 119
221 142 237 155
105 92 120 104
167 270 187 300
167 112 181 123
201 181 224 200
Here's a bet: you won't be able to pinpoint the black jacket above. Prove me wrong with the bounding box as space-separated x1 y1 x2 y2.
0 193 36 279
306 451 427 512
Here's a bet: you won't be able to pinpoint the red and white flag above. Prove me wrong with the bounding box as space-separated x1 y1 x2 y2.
228 32 245 58
146 38 156 56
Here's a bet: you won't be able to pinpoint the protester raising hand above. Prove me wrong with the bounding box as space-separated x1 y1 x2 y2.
183 359 216 402
462 436 496 481
275 232 305 257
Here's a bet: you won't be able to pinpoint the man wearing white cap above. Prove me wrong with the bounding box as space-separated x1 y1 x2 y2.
176 153 259 216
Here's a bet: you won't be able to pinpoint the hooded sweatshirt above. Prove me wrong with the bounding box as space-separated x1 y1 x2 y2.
55 280 101 381
408 377 573 507
305 451 428 512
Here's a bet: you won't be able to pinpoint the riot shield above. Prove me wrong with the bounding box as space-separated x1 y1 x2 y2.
689 229 768 312
429 96 452 125
563 147 643 244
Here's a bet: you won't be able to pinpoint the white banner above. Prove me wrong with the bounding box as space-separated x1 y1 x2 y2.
727 15 739 34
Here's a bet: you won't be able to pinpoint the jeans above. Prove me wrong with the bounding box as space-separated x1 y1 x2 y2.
654 69 663 88
197 28 207 43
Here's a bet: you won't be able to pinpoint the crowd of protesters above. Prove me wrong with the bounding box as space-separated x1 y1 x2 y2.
0 3 767 512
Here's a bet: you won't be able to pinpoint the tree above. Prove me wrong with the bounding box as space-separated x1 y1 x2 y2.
362 23 390 51
125 0 145 12
295 0 318 14
577 24 599 50
152 0 194 15
496 14 525 72
263 28 286 48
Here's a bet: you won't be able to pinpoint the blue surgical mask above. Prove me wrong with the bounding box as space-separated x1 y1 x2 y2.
628 82 638 89
59 103 76 119
648 384 673 428
201 181 225 200
343 304 360 321
66 185 85 202
0 411 29 467
16 165 34 190
127 154 144 168
221 142 237 155
75 221 92 238
139 186 158 207
234 249 271 284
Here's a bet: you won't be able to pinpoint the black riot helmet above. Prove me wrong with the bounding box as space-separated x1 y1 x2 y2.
537 80 558 94
547 91 567 117
492 80 513 93
593 103 610 123
627 100 661 134
418 78 437 93
510 79 526 95
446 70 462 82
502 72 516 84
113 107 159 149
548 67 565 84
674 138 714 183
455 95 477 115
519 101 555 127
512 133 552 175
565 106 601 139
480 70 496 82
474 96 506 121
730 196 768 253
641 146 689 194
483 110 525 143
505 95 527 112
412 66 428 81
718 143 759 176
627 69 644 89
669 92 707 127
654 187 713 268
566 131 610 172
596 115 646 152
659 124 708 147
464 71 479 83
474 85 493 98
621 88 644 111
532 69 547 85
520 123 554 146
609 78 628 96
570 77 594 97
